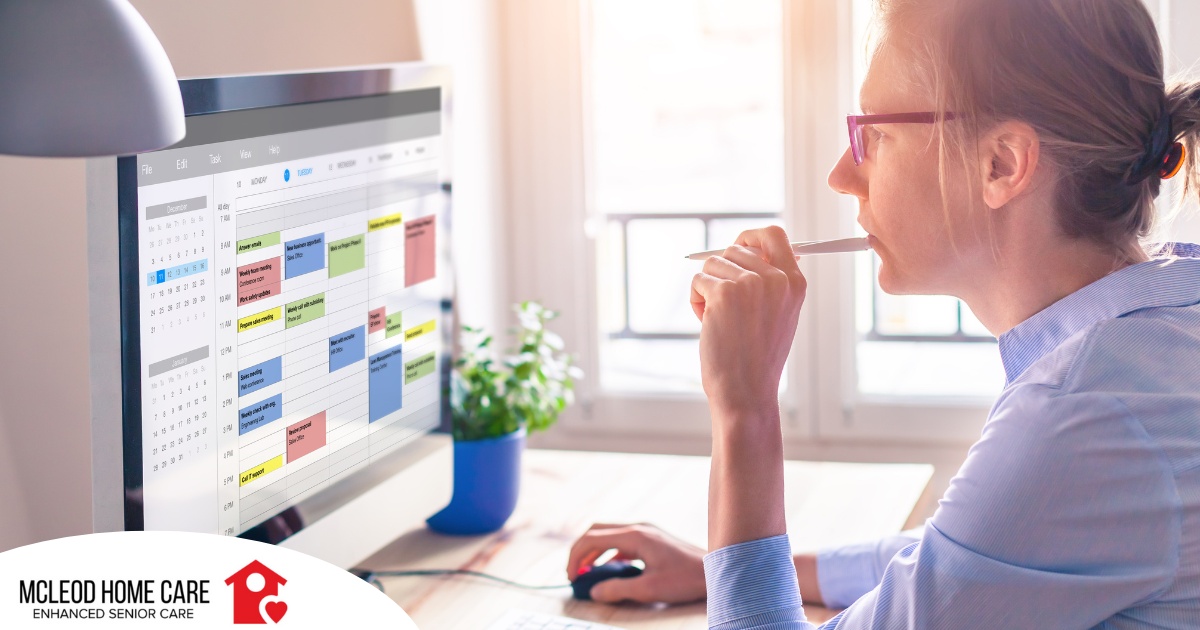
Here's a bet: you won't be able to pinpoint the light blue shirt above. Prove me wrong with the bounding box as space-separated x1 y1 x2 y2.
703 243 1200 629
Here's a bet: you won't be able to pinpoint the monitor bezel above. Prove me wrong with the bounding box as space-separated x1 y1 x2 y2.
114 63 454 541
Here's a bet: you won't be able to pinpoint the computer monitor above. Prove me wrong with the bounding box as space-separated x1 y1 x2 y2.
86 63 454 569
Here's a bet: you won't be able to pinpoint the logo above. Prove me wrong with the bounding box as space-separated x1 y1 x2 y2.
225 560 288 624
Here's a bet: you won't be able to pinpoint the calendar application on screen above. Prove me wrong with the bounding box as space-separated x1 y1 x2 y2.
133 96 444 535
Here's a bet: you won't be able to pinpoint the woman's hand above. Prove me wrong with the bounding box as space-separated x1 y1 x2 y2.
565 523 707 604
689 226 807 420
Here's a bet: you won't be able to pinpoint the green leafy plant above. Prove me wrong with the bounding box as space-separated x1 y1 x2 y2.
449 301 583 441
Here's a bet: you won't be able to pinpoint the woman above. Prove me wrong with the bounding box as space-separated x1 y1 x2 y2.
567 0 1200 627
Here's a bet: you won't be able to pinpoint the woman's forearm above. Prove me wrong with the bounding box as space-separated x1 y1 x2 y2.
794 553 824 605
708 404 788 552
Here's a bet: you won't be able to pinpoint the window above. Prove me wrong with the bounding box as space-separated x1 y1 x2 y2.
588 0 785 394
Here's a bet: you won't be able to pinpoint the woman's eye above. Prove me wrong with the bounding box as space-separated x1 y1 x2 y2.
863 127 885 156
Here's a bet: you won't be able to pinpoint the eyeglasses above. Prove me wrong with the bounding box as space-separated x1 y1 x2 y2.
847 112 958 166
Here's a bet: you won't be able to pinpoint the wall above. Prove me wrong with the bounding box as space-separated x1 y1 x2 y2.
0 155 89 549
0 0 422 552
132 1 420 78
0 413 28 551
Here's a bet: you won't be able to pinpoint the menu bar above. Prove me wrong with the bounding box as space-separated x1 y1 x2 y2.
136 114 439 187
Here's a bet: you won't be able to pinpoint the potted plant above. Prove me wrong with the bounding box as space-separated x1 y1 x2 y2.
426 301 582 535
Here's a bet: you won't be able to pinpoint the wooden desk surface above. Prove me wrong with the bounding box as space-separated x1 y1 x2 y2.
361 449 932 629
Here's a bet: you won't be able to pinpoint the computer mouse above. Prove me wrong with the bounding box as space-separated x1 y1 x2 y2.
571 561 644 600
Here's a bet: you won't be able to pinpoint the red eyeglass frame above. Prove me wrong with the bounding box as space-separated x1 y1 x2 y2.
847 112 959 165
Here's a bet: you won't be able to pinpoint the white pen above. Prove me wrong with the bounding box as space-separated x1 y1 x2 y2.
684 236 872 260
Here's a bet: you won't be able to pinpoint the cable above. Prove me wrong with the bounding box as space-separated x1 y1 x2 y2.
352 569 572 594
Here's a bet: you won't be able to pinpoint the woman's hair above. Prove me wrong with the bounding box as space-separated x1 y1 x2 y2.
873 0 1200 254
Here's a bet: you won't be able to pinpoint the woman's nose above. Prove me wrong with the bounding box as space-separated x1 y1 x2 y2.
828 147 865 199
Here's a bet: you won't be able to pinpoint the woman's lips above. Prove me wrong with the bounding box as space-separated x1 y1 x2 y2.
867 233 879 249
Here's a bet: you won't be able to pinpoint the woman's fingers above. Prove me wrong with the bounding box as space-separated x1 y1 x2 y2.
566 525 647 580
690 232 800 324
690 272 723 321
722 244 791 290
720 244 773 273
691 252 763 321
589 573 655 604
736 225 799 270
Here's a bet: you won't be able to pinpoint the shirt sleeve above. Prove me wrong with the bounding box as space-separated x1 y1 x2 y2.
815 528 923 608
703 535 813 630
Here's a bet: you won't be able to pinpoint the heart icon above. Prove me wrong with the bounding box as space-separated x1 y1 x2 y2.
264 600 288 623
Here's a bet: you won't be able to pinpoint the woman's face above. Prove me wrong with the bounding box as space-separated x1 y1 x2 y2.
828 41 984 296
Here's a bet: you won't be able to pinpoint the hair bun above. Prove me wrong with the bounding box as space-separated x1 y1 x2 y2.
1126 111 1176 185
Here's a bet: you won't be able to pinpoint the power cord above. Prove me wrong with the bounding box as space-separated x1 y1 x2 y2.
351 568 572 594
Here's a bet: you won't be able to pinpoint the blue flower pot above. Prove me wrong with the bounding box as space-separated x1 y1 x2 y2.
426 427 525 535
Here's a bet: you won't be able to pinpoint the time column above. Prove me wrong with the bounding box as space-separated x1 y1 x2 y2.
213 172 241 536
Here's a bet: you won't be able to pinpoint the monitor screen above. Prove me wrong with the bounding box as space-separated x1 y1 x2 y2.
114 68 451 541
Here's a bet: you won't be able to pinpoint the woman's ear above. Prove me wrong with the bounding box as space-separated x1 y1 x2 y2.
979 121 1039 209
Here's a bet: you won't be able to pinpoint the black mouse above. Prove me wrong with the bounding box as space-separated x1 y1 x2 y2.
571 561 644 600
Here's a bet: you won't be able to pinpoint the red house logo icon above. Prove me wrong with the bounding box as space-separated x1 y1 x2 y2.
225 560 288 624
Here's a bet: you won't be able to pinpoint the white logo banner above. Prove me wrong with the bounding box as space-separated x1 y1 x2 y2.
0 532 416 628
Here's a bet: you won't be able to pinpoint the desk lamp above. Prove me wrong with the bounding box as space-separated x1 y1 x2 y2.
0 0 184 157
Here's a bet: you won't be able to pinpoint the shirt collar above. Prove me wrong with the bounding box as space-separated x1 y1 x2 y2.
997 242 1200 383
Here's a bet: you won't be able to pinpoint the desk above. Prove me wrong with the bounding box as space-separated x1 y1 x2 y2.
361 449 933 629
